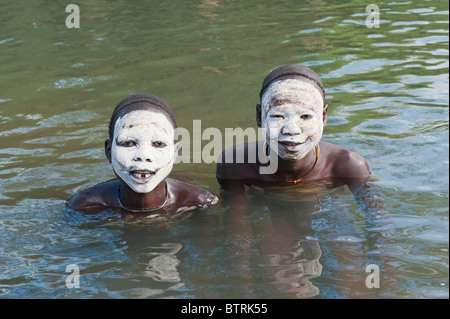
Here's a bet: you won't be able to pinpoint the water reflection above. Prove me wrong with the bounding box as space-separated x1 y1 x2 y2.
220 181 396 299
0 0 447 298
144 243 183 282
260 234 323 298
61 212 189 298
251 186 328 298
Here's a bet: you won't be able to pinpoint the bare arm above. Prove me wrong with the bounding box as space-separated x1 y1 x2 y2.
216 165 256 297
341 153 397 296
333 149 387 214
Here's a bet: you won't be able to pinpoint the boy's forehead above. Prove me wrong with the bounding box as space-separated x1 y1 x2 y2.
262 79 324 112
114 110 174 135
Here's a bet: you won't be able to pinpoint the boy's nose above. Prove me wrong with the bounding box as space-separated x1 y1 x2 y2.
133 147 153 162
133 156 152 162
281 119 301 136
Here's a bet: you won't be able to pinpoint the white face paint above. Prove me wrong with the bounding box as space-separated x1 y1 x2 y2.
111 110 177 193
261 79 324 161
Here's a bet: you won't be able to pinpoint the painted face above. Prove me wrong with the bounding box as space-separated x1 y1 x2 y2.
261 79 324 161
111 110 176 193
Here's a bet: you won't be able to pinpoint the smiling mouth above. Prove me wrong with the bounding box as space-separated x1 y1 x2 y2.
129 169 157 180
279 141 304 151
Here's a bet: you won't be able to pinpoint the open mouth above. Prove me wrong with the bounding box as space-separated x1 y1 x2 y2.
129 169 157 181
279 141 303 151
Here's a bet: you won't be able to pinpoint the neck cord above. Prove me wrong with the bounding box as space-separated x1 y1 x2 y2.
263 144 320 184
117 181 168 213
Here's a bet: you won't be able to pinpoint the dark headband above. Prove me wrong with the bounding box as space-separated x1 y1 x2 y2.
259 64 325 101
113 93 172 116
108 93 177 139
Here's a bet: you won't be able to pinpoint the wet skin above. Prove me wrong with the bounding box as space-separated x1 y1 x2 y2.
216 78 389 298
67 109 219 220
67 177 219 219
216 79 373 203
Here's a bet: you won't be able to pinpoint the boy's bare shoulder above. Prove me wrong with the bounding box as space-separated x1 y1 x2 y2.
216 141 261 180
321 141 371 179
167 177 219 210
66 179 118 212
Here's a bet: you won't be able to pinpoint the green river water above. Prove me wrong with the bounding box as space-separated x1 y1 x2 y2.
0 0 448 298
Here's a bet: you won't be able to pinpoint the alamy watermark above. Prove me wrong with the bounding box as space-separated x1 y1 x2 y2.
174 122 280 174
65 4 381 30
366 4 380 28
365 264 380 288
65 4 80 28
65 264 80 288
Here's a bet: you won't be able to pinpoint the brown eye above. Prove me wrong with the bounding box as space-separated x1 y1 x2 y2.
152 141 167 148
300 114 313 120
118 140 136 147
270 114 284 119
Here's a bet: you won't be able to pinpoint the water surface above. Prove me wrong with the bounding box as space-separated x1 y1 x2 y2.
0 0 448 298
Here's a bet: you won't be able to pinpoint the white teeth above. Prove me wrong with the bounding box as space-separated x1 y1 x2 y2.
131 171 153 178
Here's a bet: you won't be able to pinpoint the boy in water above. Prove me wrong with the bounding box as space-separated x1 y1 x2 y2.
216 65 387 297
68 93 219 222
216 64 373 202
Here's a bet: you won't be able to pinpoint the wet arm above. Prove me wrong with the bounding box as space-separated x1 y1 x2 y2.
350 181 386 215
348 180 397 297
216 175 256 297
216 176 252 241
339 151 387 215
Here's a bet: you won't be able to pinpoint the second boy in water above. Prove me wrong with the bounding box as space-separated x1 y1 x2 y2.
216 64 372 203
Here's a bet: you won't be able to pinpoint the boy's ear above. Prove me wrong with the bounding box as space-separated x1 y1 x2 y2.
256 104 262 127
105 139 112 163
322 104 329 127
